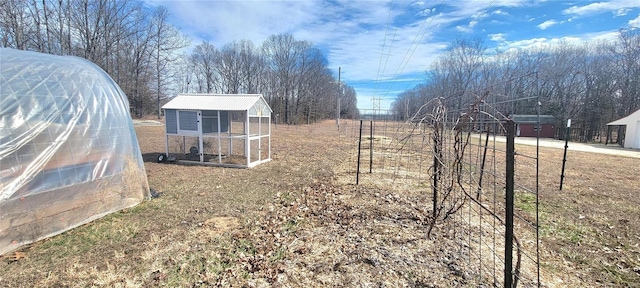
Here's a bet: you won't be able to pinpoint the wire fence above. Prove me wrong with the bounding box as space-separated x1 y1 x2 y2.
340 96 542 287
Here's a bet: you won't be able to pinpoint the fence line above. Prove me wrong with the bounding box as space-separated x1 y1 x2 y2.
343 95 542 287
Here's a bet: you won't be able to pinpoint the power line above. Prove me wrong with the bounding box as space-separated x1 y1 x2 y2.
377 0 445 100
378 1 497 104
373 0 410 95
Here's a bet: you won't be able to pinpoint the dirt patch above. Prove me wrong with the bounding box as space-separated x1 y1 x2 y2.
203 217 240 232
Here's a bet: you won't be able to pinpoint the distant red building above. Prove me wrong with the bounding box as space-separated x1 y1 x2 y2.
512 115 555 138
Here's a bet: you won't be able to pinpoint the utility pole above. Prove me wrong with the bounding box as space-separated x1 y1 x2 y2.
337 67 341 130
371 97 382 115
371 97 382 124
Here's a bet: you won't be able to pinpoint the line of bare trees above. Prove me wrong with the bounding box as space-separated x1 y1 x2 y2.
179 34 358 124
392 29 640 142
0 1 357 123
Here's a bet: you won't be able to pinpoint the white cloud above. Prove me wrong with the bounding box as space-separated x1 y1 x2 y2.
501 37 581 52
456 25 472 33
564 2 612 15
489 33 506 42
564 0 640 16
419 7 436 16
492 9 509 16
504 37 550 50
538 19 558 30
144 0 325 47
498 30 621 52
588 31 622 42
446 0 528 17
450 6 494 34
629 14 640 27
472 11 489 20
616 8 631 16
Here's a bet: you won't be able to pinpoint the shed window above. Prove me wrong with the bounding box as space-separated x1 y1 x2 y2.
178 111 198 131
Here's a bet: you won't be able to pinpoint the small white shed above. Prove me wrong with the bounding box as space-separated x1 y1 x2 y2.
607 108 640 149
161 94 272 168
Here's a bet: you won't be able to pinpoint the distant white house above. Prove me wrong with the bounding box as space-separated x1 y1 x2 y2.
607 108 640 149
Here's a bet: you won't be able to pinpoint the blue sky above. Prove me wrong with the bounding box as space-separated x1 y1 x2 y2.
143 0 640 111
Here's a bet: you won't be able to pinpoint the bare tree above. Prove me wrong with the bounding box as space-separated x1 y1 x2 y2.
262 33 303 124
613 29 640 116
238 39 265 94
150 6 190 118
217 41 243 94
0 0 30 49
191 41 219 93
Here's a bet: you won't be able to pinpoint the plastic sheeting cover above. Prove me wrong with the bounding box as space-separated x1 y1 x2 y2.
0 48 150 255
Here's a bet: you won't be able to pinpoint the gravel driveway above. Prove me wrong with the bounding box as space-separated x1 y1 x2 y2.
480 134 640 158
132 119 164 126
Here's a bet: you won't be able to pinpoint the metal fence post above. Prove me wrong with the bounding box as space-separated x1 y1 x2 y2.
477 130 490 200
370 120 373 173
560 119 571 190
356 120 363 185
505 120 515 287
433 122 441 220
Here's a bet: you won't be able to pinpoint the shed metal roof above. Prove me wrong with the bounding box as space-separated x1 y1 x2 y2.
161 94 270 111
607 108 640 126
511 115 555 124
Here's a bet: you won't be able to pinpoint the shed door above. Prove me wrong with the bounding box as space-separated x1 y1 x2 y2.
635 121 640 148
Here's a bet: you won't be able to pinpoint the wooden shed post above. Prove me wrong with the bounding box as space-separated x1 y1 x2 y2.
268 113 272 160
217 110 222 164
165 134 169 158
228 111 232 156
245 111 250 167
197 111 204 163
258 112 262 162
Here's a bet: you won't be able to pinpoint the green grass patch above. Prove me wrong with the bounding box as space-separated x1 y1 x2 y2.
235 239 256 256
514 192 537 214
270 247 287 262
542 221 588 244
36 210 142 258
282 218 299 234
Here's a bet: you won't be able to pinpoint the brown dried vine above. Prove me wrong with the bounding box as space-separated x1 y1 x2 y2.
400 91 524 287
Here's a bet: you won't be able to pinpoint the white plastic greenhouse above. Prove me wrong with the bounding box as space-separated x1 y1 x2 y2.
0 48 150 255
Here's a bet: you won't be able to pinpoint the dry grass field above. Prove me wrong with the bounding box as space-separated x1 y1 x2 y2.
1 120 639 287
